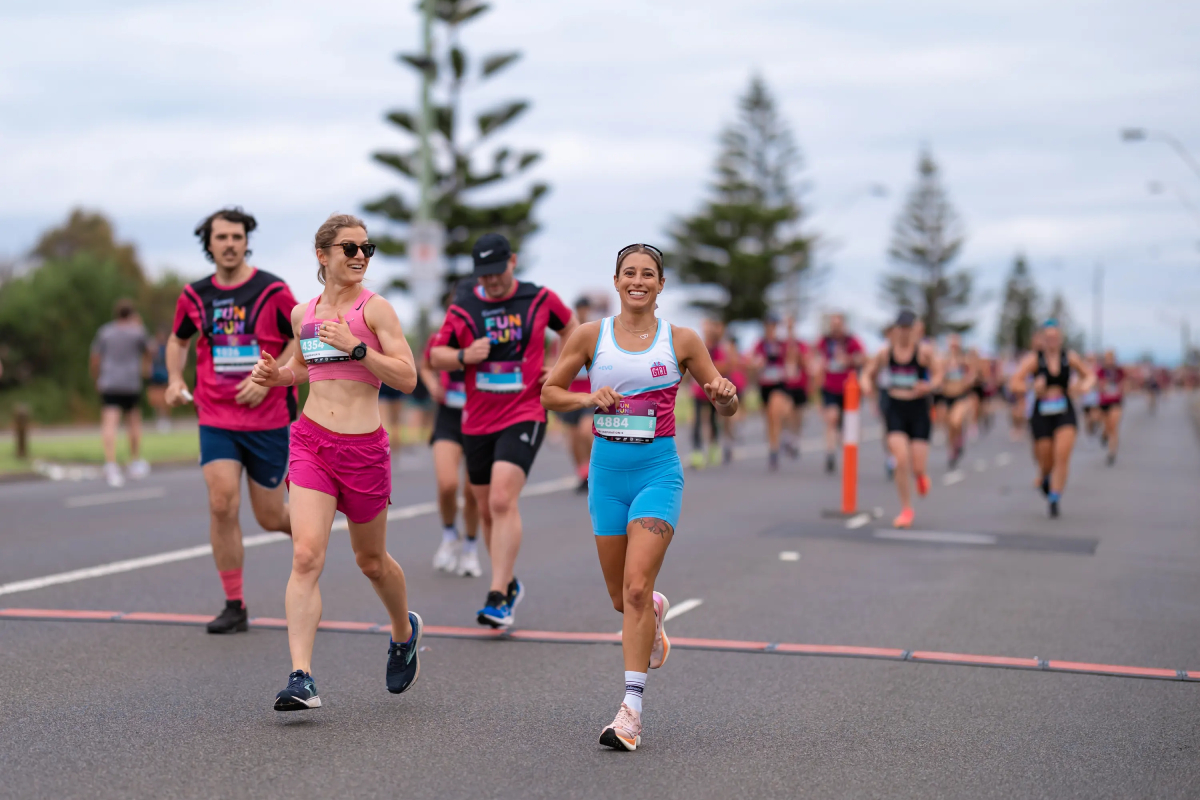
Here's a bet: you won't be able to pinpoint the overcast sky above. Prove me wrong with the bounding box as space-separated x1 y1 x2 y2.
2 0 1198 360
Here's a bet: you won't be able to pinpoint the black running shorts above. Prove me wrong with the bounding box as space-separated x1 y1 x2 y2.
101 392 141 412
884 396 932 441
429 404 464 447
1030 401 1078 441
463 419 547 486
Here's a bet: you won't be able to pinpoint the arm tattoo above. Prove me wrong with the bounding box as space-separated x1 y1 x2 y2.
633 517 672 538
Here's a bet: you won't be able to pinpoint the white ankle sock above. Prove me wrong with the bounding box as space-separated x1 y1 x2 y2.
623 671 646 714
462 537 477 554
441 526 458 544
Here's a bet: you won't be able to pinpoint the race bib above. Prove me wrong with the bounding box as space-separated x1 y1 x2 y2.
212 334 259 375
475 361 524 393
760 365 785 384
594 397 657 443
828 358 845 373
946 367 964 382
1039 396 1068 416
889 369 918 389
444 380 467 409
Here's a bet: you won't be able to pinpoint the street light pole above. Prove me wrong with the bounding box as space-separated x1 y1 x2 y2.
1122 128 1200 183
417 0 434 224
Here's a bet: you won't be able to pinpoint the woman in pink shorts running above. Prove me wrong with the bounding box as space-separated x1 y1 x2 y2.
250 213 423 712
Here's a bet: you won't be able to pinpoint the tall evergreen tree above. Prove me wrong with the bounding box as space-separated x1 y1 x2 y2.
881 148 972 336
665 75 814 323
994 254 1039 352
364 0 547 288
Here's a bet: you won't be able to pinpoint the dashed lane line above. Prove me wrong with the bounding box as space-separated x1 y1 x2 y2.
663 598 703 621
995 453 1012 466
942 470 966 486
845 513 872 529
64 487 167 508
0 476 576 597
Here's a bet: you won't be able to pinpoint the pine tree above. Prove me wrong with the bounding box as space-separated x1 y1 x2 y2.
881 148 972 335
665 75 813 323
364 0 547 289
994 254 1039 353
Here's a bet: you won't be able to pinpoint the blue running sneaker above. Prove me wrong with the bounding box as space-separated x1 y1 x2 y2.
506 577 525 612
477 590 512 628
386 611 423 694
274 670 320 711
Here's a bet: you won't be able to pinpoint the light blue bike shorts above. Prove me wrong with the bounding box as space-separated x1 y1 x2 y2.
588 436 684 536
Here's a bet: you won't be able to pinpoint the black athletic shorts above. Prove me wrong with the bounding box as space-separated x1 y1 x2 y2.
1099 400 1122 412
429 404 464 446
884 396 932 441
463 419 547 485
556 407 594 427
787 387 808 407
1030 400 1078 440
759 384 788 407
820 389 844 410
101 392 140 412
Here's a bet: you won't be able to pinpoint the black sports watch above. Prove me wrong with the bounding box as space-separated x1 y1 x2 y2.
457 348 466 366
350 342 368 361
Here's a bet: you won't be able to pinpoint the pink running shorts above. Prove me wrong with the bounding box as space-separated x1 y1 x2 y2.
287 415 391 524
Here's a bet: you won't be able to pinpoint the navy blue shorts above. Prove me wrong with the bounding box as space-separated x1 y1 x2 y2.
199 425 290 489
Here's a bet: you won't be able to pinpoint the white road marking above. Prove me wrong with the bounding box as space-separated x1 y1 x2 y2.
846 513 872 529
973 459 988 472
995 453 1012 466
663 598 703 621
873 529 997 546
0 532 289 597
0 476 576 597
64 487 166 508
778 551 800 561
943 470 966 485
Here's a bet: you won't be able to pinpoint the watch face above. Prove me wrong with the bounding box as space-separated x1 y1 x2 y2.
352 343 367 361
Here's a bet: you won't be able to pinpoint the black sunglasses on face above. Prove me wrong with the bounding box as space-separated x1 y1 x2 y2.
329 242 376 258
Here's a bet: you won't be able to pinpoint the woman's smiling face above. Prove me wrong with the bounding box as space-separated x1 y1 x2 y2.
613 252 663 311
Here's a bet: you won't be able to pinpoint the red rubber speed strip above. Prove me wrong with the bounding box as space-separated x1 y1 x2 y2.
3 607 1197 683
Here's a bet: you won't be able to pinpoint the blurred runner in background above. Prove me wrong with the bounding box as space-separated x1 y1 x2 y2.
90 298 155 488
558 296 599 492
814 312 866 474
147 327 172 433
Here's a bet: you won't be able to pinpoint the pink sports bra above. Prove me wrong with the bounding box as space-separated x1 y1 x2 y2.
299 289 383 388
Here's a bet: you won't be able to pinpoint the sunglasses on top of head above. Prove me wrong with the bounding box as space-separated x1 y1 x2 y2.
617 243 663 262
329 242 377 258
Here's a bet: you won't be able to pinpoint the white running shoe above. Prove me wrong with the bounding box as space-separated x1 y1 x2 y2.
433 538 459 572
599 703 642 751
128 459 151 480
104 462 125 488
456 547 482 578
650 591 670 669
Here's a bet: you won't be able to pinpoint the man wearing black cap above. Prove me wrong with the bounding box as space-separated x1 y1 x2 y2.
861 309 941 529
429 233 578 628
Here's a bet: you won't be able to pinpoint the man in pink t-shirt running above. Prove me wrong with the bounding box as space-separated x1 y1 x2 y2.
814 312 866 474
429 233 578 628
165 208 298 634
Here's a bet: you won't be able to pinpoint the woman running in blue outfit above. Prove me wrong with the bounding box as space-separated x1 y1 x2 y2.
542 243 738 753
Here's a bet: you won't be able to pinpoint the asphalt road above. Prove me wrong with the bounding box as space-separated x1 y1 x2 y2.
2 394 1198 799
